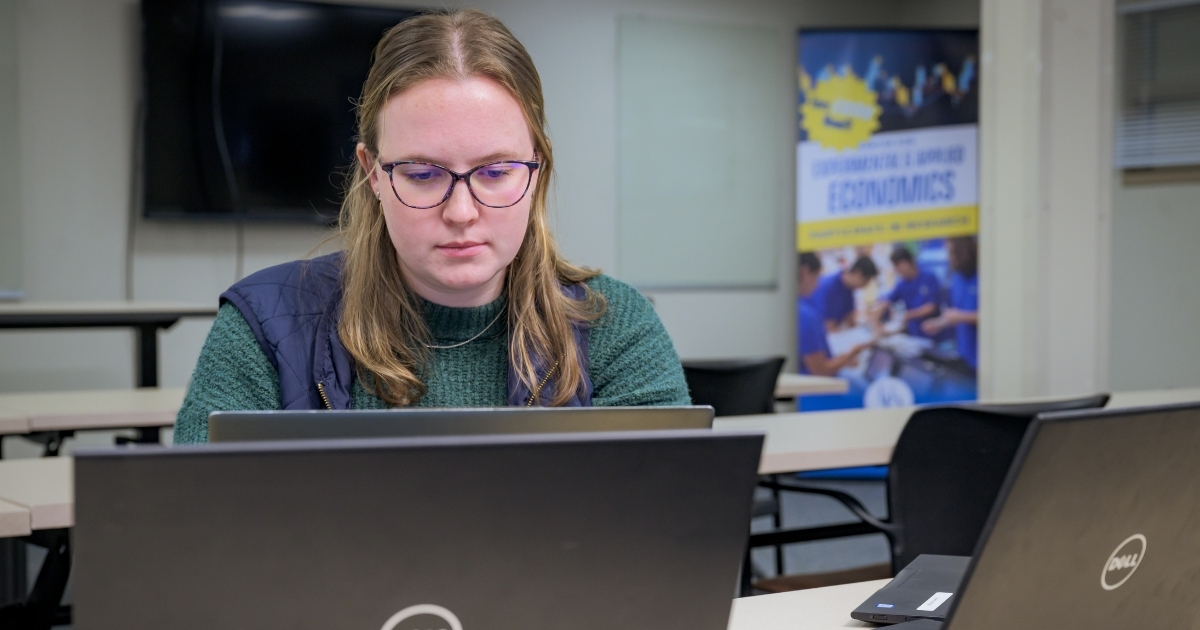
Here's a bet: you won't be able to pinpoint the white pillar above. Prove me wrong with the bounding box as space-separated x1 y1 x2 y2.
979 0 1115 400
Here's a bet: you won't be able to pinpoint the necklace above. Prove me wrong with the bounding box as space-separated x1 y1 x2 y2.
422 307 505 350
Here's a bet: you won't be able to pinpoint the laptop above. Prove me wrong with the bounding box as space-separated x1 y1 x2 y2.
72 429 763 629
867 401 1200 629
851 554 969 624
208 406 715 442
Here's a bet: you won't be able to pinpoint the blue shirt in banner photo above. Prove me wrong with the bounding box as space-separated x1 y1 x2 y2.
949 272 979 370
889 270 941 337
797 299 830 374
813 273 855 328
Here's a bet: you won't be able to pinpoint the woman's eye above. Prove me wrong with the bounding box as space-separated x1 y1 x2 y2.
401 168 443 184
478 166 513 180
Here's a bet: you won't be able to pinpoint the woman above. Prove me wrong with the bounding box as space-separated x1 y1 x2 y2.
921 236 979 372
174 10 690 444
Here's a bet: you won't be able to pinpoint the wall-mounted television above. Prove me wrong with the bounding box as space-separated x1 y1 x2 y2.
141 0 418 223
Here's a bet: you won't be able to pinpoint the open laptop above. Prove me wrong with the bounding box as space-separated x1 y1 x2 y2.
72 429 763 629
208 406 714 442
863 401 1200 628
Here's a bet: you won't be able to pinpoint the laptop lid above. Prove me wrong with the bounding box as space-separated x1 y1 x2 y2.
208 406 715 442
941 401 1200 628
73 430 763 630
851 554 970 624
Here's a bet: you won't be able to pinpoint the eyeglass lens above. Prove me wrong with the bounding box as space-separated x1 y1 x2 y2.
390 162 533 209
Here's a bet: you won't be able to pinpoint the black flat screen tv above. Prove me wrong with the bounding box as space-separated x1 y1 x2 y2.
141 0 417 223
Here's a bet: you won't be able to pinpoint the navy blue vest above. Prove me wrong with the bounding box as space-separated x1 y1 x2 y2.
220 253 592 409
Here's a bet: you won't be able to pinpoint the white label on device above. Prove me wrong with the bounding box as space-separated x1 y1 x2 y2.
916 592 953 611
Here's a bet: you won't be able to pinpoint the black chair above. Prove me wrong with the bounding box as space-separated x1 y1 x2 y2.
681 357 785 417
747 393 1110 594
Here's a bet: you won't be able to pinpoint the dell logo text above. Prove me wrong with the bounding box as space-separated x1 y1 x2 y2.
1101 534 1146 591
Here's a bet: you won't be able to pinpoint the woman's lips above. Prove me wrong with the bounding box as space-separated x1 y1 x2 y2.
437 241 487 257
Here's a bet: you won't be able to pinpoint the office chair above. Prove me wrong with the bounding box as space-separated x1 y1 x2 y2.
747 393 1110 594
681 357 785 417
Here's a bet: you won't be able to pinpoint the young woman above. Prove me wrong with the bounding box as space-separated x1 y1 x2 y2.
173 10 690 443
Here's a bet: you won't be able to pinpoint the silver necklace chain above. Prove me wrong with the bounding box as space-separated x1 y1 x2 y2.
422 307 506 350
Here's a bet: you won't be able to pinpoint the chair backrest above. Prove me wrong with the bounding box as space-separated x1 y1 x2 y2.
681 357 785 417
886 393 1110 573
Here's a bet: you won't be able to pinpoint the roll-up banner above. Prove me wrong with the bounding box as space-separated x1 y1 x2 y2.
796 29 979 411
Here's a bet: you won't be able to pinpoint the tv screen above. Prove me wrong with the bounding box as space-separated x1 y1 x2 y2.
141 0 418 222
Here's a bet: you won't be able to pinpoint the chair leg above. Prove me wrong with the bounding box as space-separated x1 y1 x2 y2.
770 474 784 576
739 547 754 597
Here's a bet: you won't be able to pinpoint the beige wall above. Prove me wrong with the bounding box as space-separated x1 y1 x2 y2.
1109 180 1200 390
0 0 18 299
0 0 979 394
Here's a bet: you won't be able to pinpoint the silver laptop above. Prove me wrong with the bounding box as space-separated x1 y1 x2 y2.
881 401 1200 628
72 430 763 629
207 406 714 442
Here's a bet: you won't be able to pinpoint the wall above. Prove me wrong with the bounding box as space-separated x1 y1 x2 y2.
0 0 18 299
0 0 979 394
1109 180 1200 390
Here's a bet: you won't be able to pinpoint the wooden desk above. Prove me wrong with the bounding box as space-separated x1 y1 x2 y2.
0 301 217 387
776 373 849 398
1107 386 1200 409
0 387 185 435
715 407 910 474
728 579 887 630
0 457 72 535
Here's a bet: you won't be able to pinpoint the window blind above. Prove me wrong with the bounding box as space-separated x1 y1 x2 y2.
1117 0 1200 169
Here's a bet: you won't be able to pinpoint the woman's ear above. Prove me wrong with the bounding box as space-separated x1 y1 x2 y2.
356 142 378 190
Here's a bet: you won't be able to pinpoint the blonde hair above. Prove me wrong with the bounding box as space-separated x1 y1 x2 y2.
337 9 603 407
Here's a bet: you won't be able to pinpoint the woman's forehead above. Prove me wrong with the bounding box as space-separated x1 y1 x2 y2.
375 76 534 165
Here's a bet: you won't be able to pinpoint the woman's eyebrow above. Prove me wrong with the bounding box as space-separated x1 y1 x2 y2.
381 151 527 165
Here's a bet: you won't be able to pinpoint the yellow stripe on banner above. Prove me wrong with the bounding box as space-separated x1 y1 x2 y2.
798 205 979 250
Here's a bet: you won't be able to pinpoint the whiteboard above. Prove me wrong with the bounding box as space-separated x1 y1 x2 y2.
617 15 790 290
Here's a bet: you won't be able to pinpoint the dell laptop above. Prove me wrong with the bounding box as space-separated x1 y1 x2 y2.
208 405 714 442
72 430 763 629
870 401 1200 628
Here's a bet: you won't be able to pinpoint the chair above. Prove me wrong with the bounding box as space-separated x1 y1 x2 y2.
747 393 1110 594
681 357 785 417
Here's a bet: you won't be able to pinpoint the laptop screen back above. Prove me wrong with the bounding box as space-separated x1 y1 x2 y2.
73 430 762 630
947 403 1200 628
208 406 714 442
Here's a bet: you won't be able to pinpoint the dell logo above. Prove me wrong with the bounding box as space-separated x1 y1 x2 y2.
1101 534 1146 591
380 604 463 630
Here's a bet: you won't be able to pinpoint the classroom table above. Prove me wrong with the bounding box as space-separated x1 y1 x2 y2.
775 373 849 399
0 387 185 436
0 457 72 536
0 301 217 388
727 579 888 630
715 407 909 474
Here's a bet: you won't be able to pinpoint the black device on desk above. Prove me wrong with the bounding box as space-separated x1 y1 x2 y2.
862 401 1200 629
851 554 969 624
207 405 714 442
72 430 763 630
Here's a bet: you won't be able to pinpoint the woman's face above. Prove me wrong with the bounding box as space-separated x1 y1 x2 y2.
359 75 536 308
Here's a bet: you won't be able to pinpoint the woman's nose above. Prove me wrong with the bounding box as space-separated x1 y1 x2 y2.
441 178 479 225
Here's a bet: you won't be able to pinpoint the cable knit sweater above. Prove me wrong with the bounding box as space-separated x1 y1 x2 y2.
173 274 691 444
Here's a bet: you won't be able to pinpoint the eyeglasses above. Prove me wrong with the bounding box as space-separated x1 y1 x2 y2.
378 159 540 209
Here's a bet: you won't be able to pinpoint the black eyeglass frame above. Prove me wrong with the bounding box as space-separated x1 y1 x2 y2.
377 159 541 209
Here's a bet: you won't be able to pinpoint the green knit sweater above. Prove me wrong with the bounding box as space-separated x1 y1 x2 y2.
174 274 690 443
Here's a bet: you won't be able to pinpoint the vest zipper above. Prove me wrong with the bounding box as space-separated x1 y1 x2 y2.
316 381 333 410
526 359 561 407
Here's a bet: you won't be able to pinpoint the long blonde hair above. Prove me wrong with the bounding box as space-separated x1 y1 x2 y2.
337 9 603 406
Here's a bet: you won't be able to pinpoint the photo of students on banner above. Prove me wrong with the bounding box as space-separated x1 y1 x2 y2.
796 29 979 411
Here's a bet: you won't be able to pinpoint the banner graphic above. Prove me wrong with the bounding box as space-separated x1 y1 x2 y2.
796 29 980 412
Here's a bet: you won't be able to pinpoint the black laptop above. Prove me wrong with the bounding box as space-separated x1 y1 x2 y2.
207 406 714 442
72 430 763 629
863 401 1200 628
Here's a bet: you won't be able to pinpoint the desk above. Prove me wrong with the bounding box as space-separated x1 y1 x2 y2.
776 374 849 399
0 457 72 536
0 301 217 387
716 408 910 474
0 387 185 435
728 579 887 630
